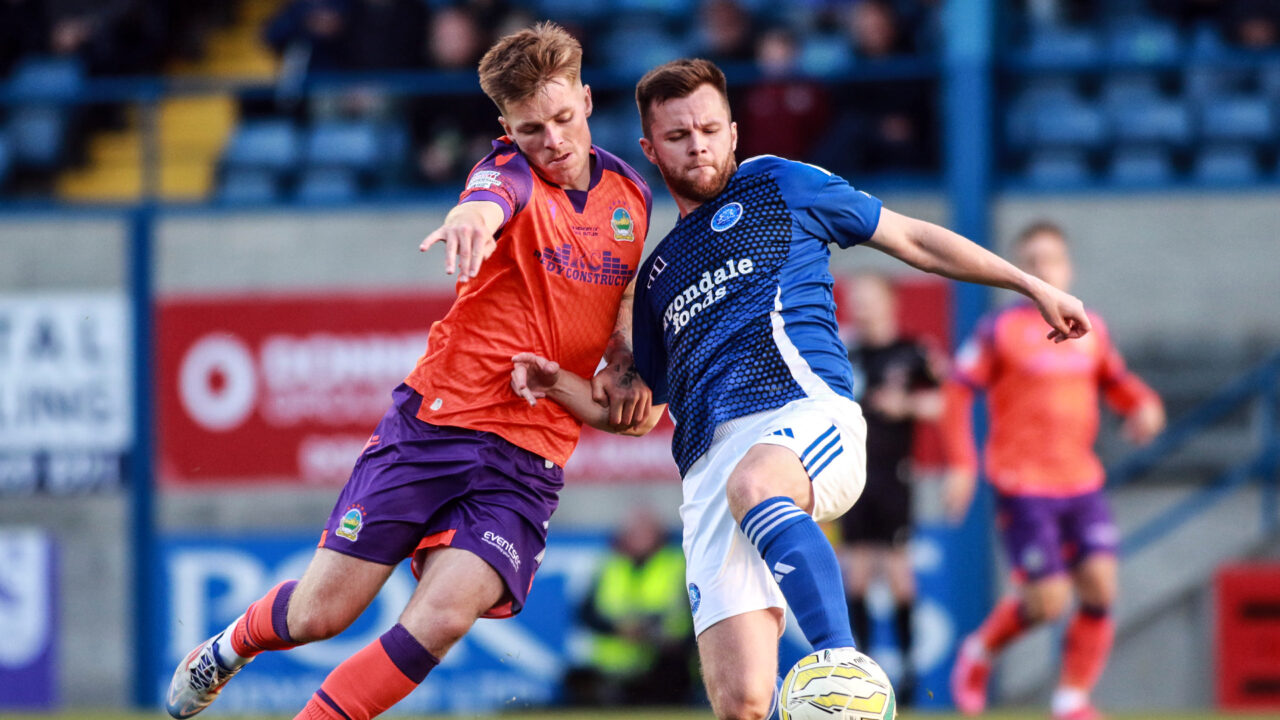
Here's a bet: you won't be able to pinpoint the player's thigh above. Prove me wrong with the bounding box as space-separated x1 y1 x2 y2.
745 396 869 523
698 608 785 719
726 443 813 519
400 546 506 656
289 547 398 641
1071 553 1118 608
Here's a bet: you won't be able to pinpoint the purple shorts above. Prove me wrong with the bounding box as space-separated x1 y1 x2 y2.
321 384 564 617
996 489 1118 582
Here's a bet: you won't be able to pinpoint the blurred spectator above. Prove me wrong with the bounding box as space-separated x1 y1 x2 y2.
695 0 757 67
1227 0 1280 48
344 0 429 71
846 0 914 59
411 6 499 186
737 28 832 161
265 0 352 72
565 507 694 707
36 0 167 76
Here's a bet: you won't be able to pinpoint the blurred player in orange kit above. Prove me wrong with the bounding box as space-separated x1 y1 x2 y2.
944 221 1166 720
165 21 661 720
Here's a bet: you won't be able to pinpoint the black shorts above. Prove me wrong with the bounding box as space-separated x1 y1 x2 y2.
839 457 912 547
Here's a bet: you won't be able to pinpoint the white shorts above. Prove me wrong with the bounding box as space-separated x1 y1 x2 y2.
680 395 867 637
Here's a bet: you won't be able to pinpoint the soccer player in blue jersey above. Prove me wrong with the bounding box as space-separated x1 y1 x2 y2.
512 58 1091 720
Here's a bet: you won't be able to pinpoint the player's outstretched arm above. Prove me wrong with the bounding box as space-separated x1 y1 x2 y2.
419 200 505 282
866 209 1091 343
511 352 665 436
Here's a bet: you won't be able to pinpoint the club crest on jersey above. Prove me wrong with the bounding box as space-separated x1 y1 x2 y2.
336 505 364 541
611 206 635 242
710 202 744 232
688 583 702 615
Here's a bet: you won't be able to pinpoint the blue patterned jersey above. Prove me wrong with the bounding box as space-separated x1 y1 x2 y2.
633 155 883 475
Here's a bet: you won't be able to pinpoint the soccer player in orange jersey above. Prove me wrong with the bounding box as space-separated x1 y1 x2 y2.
943 221 1166 720
166 22 662 720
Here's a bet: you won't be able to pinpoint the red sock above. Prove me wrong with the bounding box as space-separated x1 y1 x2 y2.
230 580 301 658
978 598 1031 654
1060 605 1114 691
295 624 439 720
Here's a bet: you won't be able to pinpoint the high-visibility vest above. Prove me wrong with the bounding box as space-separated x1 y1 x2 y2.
589 546 690 677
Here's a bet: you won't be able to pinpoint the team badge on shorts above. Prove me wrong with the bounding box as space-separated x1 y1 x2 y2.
336 505 364 541
688 583 702 615
611 206 635 242
710 202 744 232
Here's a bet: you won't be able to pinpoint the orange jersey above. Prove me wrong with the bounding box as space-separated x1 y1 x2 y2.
405 138 651 466
942 303 1160 496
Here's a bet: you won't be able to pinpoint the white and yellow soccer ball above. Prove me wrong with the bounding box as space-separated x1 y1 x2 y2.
780 647 897 720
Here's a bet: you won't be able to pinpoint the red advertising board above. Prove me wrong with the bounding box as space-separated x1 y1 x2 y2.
156 291 680 487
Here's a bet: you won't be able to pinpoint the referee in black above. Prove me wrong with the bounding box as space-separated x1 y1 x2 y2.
839 273 943 706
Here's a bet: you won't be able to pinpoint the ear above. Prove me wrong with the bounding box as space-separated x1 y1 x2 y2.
729 120 738 154
583 84 593 118
639 136 658 166
498 116 512 138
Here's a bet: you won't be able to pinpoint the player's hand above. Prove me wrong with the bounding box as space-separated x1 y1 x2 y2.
420 219 497 283
1032 280 1091 343
868 387 911 420
511 352 561 407
1124 401 1166 445
942 468 977 524
591 357 653 430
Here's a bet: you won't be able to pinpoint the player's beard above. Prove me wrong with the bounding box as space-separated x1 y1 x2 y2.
660 154 737 205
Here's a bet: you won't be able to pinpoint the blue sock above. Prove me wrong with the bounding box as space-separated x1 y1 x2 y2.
741 496 855 651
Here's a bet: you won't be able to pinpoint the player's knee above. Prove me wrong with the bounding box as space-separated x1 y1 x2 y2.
710 682 774 720
410 603 481 654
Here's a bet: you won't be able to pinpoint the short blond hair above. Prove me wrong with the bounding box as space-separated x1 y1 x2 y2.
477 21 583 113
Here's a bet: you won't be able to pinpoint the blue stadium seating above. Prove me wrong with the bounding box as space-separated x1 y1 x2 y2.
0 133 11 186
218 168 282 204
1028 101 1107 149
9 106 68 169
798 35 854 77
1105 19 1182 65
1108 146 1174 185
1192 145 1259 183
1099 73 1163 111
304 121 380 173
1184 66 1250 102
1199 96 1275 145
602 28 686 78
1025 149 1091 186
223 121 301 173
1260 63 1280 101
6 56 85 101
1018 28 1103 67
296 167 360 203
1110 99 1192 146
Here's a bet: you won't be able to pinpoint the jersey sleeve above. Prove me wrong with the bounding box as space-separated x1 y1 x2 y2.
631 274 670 407
458 143 534 226
1093 316 1161 415
804 173 883 248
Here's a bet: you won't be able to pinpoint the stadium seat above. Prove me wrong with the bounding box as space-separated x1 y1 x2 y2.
1192 145 1259 183
218 168 282 204
1199 96 1275 144
9 105 68 169
295 167 360 203
1005 78 1083 148
602 28 686 78
1184 66 1249 102
798 35 854 77
1028 101 1107 149
1105 19 1182 65
1108 146 1175 185
0 133 11 187
6 56 86 101
1099 73 1163 111
1187 21 1229 61
1259 63 1280 101
1109 99 1192 146
304 121 381 173
1025 149 1091 187
223 120 301 173
1018 28 1103 67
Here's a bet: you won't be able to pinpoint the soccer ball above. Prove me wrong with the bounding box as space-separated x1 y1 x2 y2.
780 647 897 720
